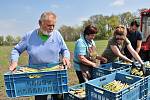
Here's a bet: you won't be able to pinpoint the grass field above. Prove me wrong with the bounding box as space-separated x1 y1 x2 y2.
0 40 107 100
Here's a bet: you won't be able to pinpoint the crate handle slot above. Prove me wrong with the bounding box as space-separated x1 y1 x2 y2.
125 76 133 80
125 69 130 72
28 74 43 78
99 77 106 81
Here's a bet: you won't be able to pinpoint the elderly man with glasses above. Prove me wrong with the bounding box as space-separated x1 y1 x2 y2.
9 11 70 100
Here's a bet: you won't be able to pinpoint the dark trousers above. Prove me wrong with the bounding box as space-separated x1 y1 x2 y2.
51 94 63 100
76 71 86 83
76 70 93 84
35 95 47 100
35 94 63 100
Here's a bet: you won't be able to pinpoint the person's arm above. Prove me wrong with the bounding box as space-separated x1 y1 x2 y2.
62 57 71 69
9 34 28 71
58 31 70 68
9 61 18 71
136 31 142 53
61 46 70 68
78 55 97 67
136 40 142 53
110 45 132 63
127 43 144 65
75 38 97 67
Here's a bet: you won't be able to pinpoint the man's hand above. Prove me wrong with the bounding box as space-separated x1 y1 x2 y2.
131 62 137 69
62 57 71 69
9 61 18 71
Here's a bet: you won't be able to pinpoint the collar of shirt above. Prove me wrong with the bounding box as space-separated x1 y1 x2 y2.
38 30 49 42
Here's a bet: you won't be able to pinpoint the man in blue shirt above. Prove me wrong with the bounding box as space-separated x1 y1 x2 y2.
9 11 70 100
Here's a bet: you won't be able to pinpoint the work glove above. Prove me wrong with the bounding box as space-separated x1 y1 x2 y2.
131 62 137 69
140 64 146 75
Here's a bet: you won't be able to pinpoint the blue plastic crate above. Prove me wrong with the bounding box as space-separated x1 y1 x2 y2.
4 63 68 97
119 67 149 99
92 62 131 79
145 75 150 98
86 73 143 100
121 61 150 100
64 83 85 100
142 61 150 76
145 93 150 100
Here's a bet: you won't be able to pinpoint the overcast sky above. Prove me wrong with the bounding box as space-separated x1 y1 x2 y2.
0 0 150 36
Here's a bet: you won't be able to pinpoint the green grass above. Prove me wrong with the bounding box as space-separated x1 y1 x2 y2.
0 73 3 91
0 40 107 99
66 40 107 54
95 40 108 54
0 46 13 67
0 46 28 71
66 41 75 52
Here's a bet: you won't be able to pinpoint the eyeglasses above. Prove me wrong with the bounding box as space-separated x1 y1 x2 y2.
116 38 124 40
115 26 125 29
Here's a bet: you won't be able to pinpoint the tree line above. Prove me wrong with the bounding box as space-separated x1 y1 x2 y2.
59 11 136 41
59 8 147 41
0 8 147 45
0 35 21 46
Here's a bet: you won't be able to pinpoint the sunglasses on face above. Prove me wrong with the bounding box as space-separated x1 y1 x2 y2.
116 37 124 40
115 26 125 29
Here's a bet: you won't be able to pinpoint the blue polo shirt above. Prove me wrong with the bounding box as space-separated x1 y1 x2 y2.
73 35 95 71
10 29 70 65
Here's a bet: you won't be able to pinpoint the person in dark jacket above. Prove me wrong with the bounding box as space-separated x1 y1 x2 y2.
124 20 142 59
